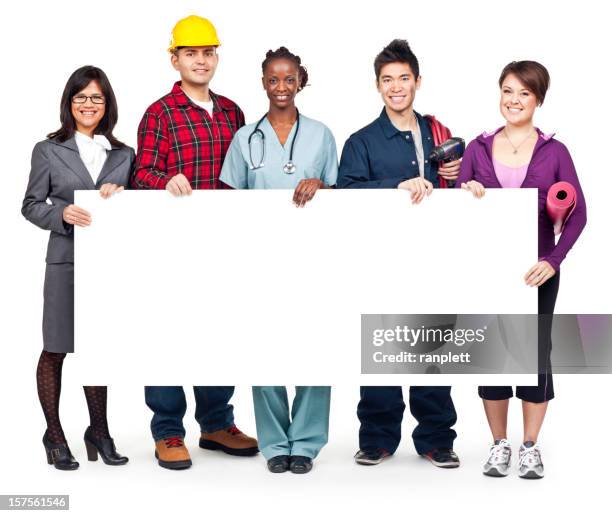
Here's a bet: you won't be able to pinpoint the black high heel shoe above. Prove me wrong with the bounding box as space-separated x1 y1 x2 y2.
43 431 79 470
84 427 129 466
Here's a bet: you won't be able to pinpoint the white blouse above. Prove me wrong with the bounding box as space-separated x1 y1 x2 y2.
74 131 111 184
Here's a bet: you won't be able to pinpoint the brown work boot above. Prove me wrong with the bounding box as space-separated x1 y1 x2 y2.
154 437 192 470
199 425 259 456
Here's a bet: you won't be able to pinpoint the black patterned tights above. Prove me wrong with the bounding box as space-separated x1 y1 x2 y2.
83 386 110 440
36 351 111 444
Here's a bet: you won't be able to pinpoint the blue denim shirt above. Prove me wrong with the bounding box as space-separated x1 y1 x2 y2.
337 109 439 189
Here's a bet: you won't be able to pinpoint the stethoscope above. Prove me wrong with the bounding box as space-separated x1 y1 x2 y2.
247 109 300 174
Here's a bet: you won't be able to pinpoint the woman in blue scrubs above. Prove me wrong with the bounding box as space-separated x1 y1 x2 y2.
220 47 337 474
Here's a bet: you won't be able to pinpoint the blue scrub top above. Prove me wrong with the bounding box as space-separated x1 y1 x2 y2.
220 114 338 190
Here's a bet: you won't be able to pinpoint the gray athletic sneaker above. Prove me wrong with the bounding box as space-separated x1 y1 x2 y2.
483 439 512 477
518 442 544 479
354 448 391 465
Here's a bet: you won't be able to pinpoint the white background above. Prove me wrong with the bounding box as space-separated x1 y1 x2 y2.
0 0 610 515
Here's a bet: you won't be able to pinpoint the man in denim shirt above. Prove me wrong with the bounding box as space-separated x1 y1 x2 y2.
337 39 461 468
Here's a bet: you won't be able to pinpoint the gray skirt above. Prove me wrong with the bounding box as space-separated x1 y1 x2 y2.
42 263 74 353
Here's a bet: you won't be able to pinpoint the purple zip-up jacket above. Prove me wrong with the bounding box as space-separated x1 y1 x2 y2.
456 127 587 271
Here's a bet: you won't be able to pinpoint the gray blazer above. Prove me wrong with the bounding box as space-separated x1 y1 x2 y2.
22 136 135 263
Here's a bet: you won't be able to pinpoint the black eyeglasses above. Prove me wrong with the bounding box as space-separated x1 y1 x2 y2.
72 94 106 105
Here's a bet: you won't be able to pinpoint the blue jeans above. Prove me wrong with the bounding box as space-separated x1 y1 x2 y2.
145 386 235 440
358 386 457 455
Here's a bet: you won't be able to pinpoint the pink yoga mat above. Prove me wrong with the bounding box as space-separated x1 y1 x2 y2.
546 181 576 235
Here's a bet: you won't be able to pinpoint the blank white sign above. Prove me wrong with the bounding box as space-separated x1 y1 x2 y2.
73 189 537 385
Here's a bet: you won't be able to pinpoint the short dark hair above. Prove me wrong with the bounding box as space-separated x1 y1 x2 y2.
172 46 217 56
374 39 419 80
261 46 309 91
47 65 125 147
498 61 550 106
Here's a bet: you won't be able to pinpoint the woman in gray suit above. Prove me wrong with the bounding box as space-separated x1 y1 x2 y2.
22 66 132 470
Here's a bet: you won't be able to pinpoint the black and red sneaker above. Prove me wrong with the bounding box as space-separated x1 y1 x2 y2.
421 448 460 468
354 448 392 466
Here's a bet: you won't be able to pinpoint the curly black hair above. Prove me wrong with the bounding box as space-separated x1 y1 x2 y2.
261 46 309 91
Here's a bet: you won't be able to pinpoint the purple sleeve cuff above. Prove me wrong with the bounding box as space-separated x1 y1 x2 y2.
540 256 561 272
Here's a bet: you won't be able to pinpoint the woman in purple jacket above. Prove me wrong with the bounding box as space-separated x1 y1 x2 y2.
457 61 586 479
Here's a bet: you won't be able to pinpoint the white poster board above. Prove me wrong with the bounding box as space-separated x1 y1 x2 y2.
74 189 537 384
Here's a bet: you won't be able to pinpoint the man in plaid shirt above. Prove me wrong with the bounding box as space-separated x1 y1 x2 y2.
132 15 258 470
131 76 244 192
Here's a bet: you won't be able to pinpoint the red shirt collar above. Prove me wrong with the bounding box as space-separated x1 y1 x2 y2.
170 81 233 111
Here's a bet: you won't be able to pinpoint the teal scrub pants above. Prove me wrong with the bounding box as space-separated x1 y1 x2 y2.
252 386 331 460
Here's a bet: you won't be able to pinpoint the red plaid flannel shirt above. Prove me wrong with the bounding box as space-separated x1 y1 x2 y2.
131 81 245 190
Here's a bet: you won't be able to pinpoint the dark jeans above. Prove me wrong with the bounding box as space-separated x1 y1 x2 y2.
479 273 560 403
145 386 235 440
358 386 457 455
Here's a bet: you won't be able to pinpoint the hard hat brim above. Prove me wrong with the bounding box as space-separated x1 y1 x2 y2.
168 42 221 53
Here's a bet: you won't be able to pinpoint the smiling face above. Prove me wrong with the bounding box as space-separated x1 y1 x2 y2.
171 46 219 87
377 62 420 114
499 73 538 126
71 80 105 136
262 58 300 109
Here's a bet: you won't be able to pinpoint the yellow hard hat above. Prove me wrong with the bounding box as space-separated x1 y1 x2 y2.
168 15 220 53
